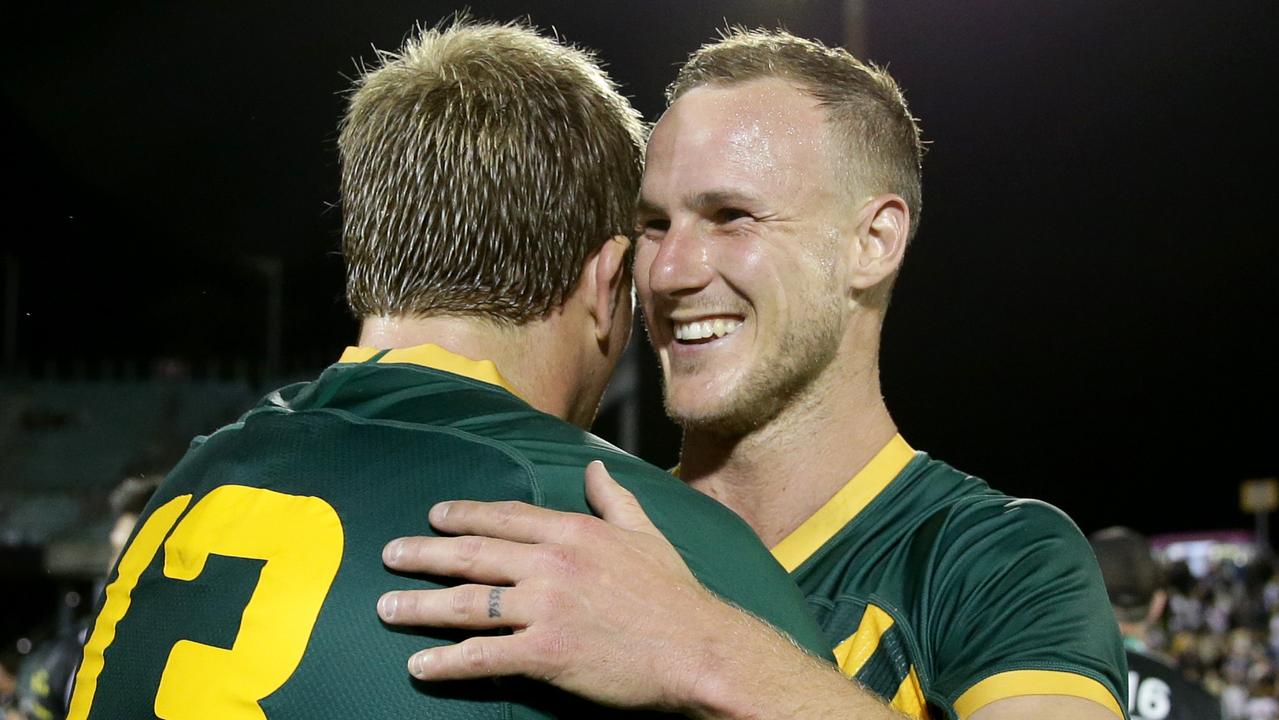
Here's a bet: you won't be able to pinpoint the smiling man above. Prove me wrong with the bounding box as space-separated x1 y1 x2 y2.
379 29 1128 719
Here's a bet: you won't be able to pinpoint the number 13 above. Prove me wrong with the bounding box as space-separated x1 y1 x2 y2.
68 485 344 720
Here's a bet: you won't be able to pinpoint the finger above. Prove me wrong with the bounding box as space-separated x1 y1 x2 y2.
378 584 528 629
408 634 547 682
383 534 541 584
429 499 586 544
585 460 660 536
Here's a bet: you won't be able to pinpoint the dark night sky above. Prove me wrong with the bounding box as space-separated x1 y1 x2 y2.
1 1 1275 536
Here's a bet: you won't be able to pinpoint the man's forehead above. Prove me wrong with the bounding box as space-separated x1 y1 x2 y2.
643 78 834 202
655 78 826 150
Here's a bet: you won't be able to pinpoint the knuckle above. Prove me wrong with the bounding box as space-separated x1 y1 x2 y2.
451 585 481 617
494 501 525 526
563 514 599 537
537 544 578 576
528 629 570 662
460 640 492 672
534 586 571 615
455 536 486 566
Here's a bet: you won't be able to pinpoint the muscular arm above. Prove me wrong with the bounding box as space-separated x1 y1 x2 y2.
378 463 1120 719
971 696 1121 720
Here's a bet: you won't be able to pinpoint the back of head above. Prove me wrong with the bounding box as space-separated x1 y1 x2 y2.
668 28 923 240
1089 525 1163 623
340 19 645 323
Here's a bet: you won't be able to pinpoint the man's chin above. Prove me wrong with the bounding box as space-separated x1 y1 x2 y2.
665 396 770 440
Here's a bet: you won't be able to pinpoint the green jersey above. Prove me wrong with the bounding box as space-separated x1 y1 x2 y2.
69 344 828 720
770 435 1127 719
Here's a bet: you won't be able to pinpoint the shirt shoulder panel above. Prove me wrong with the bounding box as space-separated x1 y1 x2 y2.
925 494 1128 717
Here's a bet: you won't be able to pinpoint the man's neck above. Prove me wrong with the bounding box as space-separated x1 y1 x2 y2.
679 332 897 549
357 314 590 426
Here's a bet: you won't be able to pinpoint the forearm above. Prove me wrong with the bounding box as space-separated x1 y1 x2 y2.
681 606 905 720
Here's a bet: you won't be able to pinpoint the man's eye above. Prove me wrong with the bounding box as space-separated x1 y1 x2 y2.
713 208 752 224
640 219 670 234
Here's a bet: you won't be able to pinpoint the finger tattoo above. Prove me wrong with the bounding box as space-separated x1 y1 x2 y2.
488 587 505 618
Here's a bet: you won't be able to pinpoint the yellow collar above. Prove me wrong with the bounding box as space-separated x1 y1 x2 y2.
770 435 916 572
338 344 520 397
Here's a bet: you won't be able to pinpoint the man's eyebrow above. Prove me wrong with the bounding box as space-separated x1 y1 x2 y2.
688 189 761 209
635 196 664 218
636 189 763 218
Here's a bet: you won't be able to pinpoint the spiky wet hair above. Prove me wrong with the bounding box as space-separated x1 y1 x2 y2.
340 19 645 322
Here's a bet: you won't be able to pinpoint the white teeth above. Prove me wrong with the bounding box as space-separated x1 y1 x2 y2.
673 318 742 341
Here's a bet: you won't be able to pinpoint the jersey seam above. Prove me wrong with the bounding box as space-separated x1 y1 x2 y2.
865 592 927 679
208 405 547 507
310 406 547 508
918 500 961 698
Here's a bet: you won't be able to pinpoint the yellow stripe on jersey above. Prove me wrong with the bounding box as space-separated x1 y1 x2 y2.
771 435 915 572
69 495 193 720
953 670 1124 719
832 604 896 678
891 665 930 719
339 344 521 397
834 605 931 719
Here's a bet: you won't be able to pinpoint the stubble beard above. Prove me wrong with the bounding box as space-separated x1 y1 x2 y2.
664 299 845 440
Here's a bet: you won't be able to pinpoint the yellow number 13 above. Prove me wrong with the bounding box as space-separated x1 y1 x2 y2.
68 485 344 720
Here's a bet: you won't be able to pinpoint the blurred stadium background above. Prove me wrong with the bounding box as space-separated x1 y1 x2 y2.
1 0 1275 717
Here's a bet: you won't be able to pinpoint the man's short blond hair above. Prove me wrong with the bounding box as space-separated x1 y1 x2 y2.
669 28 923 239
339 20 645 322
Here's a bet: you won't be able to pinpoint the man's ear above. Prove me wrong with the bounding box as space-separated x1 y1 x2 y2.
847 194 910 291
587 235 632 344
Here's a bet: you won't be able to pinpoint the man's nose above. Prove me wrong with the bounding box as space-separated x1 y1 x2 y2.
646 221 714 297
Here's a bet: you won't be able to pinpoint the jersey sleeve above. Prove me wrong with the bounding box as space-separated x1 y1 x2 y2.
923 498 1128 719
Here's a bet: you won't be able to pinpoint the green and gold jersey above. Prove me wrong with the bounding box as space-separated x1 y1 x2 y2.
771 436 1128 719
69 344 828 720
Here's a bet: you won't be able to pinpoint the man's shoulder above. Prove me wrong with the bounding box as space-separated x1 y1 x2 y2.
881 456 1110 634
897 455 1085 556
156 369 552 521
213 365 738 531
216 363 563 465
884 453 996 521
919 471 1095 592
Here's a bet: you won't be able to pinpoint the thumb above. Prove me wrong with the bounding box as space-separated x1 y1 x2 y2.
585 460 659 536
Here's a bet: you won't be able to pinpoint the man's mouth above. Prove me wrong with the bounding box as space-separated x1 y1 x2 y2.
671 316 743 344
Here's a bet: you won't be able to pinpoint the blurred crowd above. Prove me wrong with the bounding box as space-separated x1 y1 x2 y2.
2 474 159 720
1145 556 1279 719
